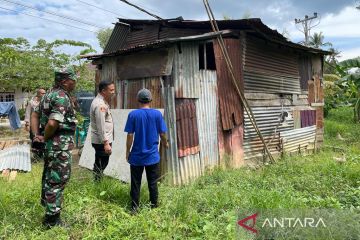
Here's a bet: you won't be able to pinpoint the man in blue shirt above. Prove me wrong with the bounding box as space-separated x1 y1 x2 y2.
124 88 168 212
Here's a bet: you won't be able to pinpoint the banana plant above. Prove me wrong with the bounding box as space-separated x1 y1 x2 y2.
335 57 360 122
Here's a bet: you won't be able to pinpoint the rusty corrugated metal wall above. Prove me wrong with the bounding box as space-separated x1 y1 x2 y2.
123 77 163 109
244 35 301 94
175 99 200 158
173 42 200 98
213 38 243 131
196 70 219 168
244 106 294 160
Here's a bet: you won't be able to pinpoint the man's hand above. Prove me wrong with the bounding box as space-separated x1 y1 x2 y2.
25 123 30 132
126 152 129 163
160 133 169 148
33 135 44 142
104 142 112 155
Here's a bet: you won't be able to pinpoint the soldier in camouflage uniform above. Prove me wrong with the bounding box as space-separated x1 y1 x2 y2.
32 66 77 228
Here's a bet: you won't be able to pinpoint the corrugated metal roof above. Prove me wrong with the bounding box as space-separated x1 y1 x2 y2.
173 42 200 98
84 30 232 59
104 23 130 53
214 38 243 130
0 144 31 172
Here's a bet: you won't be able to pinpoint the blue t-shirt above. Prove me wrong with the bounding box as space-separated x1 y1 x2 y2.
124 108 167 166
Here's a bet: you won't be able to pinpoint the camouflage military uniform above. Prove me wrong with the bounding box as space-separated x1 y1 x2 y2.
36 73 77 217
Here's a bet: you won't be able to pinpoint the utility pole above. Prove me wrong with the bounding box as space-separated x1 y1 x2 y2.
295 12 319 46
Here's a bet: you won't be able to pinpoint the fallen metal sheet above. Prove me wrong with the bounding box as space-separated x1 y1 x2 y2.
79 109 164 183
0 144 31 172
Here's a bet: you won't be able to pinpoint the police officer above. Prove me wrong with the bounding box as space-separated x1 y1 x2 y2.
31 66 77 228
90 80 115 182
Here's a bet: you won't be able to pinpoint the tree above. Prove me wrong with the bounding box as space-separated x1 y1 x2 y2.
0 37 96 92
335 57 360 122
96 28 113 50
308 32 332 49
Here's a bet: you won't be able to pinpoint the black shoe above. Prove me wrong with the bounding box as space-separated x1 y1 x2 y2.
42 213 66 229
40 198 46 207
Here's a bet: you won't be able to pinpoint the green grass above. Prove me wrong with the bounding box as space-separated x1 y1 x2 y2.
1 107 360 239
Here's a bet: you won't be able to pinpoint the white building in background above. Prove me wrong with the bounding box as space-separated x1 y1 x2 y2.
0 88 30 110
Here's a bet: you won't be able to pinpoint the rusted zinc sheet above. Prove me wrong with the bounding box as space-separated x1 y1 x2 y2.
104 23 130 53
159 27 208 39
217 123 244 167
213 38 244 130
196 70 219 169
178 153 202 184
281 125 316 153
244 35 301 94
243 71 301 94
298 55 312 90
123 77 164 109
173 42 200 98
300 110 316 128
175 99 200 158
244 106 294 160
0 144 31 172
117 48 174 80
124 24 160 49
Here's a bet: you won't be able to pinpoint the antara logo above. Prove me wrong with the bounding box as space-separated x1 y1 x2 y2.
237 213 258 234
238 213 327 234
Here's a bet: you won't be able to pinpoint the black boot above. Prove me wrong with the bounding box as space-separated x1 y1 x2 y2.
42 213 64 229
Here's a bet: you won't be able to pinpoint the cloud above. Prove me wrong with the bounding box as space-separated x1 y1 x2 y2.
0 0 359 58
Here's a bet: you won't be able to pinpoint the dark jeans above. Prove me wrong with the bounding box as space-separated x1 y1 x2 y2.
92 143 112 181
130 163 159 210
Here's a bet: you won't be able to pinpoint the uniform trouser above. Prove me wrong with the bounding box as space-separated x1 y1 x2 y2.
42 150 72 216
130 163 159 210
92 143 111 181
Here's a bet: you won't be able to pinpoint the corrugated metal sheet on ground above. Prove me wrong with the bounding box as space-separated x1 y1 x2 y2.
244 106 294 160
178 153 202 184
173 42 200 98
281 125 316 152
175 99 200 158
0 144 31 172
213 38 243 130
196 70 219 168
